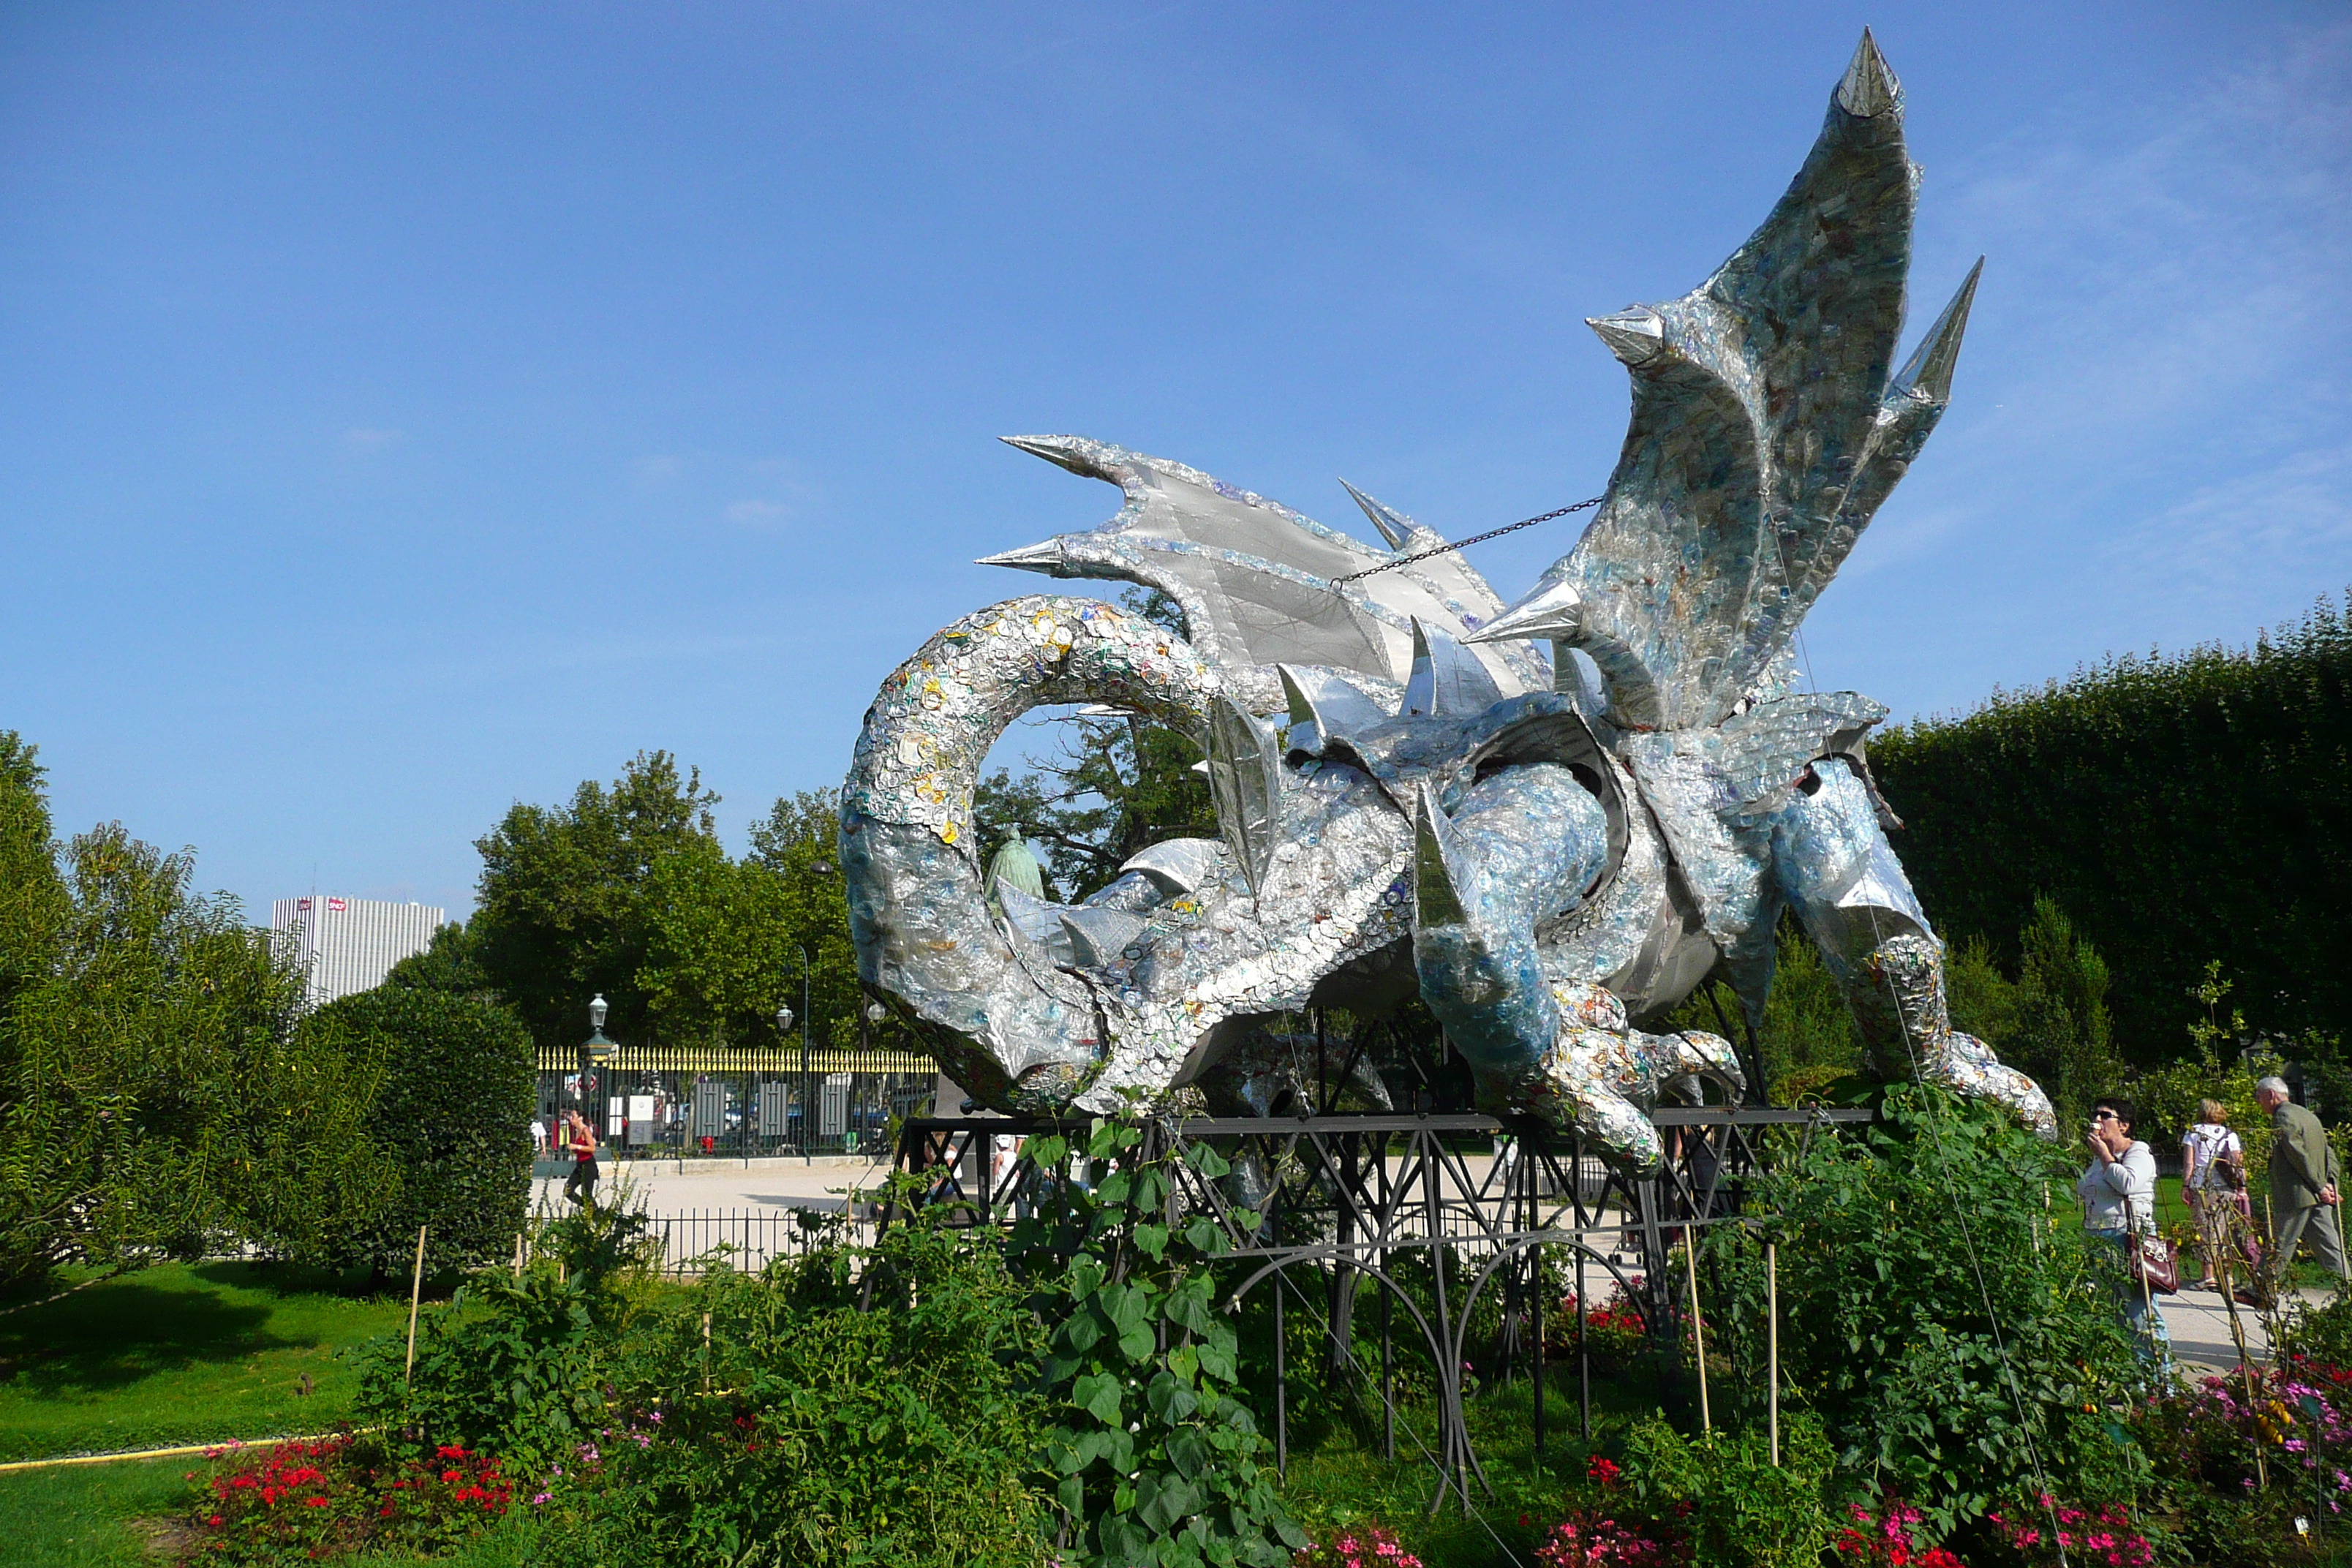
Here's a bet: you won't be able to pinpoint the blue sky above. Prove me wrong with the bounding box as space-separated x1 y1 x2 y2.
3 3 2346 920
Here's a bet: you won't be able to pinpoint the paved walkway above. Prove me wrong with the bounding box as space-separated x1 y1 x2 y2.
532 1156 897 1215
2155 1283 2339 1374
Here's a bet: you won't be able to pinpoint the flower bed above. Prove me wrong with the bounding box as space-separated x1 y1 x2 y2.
185 1434 510 1563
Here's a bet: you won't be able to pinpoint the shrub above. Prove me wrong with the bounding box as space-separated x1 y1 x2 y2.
0 732 372 1294
1619 1413 1838 1568
1705 1085 2149 1535
361 1193 1057 1567
294 984 535 1280
1547 1284 1649 1368
584 1215 1055 1568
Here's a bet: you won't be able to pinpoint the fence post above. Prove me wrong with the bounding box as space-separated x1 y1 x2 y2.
404 1224 429 1386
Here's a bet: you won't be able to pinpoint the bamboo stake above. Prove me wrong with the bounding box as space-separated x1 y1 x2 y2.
1767 1240 1780 1466
702 1311 713 1395
2214 1226 2269 1491
403 1225 428 1385
1684 1227 1711 1433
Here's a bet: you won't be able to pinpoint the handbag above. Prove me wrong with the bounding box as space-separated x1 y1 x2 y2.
2125 1198 2180 1294
2133 1233 2182 1295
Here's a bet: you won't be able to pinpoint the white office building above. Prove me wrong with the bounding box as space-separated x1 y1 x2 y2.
271 896 445 1006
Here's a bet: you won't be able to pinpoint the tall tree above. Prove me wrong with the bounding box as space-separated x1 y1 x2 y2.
638 788 862 1051
468 751 721 1052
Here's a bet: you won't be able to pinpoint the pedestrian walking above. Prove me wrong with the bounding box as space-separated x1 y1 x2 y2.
562 1109 601 1207
2256 1075 2347 1291
2078 1096 2172 1368
2182 1099 2255 1289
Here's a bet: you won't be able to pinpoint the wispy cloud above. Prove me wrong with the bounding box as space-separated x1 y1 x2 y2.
1899 20 2352 639
338 427 404 456
633 455 684 486
723 498 789 525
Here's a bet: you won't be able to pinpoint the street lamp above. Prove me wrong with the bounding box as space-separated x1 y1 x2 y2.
780 961 809 1162
581 993 616 1127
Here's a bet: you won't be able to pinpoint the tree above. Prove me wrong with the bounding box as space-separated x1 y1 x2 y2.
382 920 495 1001
468 751 722 1053
637 788 862 1052
294 987 535 1281
0 733 377 1297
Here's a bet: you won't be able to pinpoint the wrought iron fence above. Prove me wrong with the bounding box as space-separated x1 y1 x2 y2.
638 1207 865 1276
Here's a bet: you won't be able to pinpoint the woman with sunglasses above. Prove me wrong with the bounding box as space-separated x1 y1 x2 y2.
2077 1096 2171 1366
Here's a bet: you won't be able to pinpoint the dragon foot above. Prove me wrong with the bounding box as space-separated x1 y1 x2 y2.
1493 983 1746 1172
1922 1030 2059 1139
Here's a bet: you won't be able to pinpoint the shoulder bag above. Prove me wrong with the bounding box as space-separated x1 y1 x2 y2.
2125 1197 2180 1295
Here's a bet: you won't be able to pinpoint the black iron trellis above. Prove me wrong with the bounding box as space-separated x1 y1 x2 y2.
886 1105 1869 1511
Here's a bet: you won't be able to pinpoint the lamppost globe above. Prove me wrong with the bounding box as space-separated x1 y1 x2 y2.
589 994 608 1030
775 1004 794 1034
864 1001 887 1025
813 859 836 878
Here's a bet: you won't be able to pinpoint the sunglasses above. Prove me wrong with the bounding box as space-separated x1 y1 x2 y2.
2093 1110 2122 1121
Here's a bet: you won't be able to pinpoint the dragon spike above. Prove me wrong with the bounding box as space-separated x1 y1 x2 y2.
1276 663 1390 754
1403 617 1507 717
1203 694 1283 895
1118 837 1226 897
1060 906 1147 969
1586 308 1668 367
998 433 1101 478
974 538 1069 572
1411 782 1469 928
1338 478 1414 549
1461 576 1583 646
1836 27 1900 119
1891 257 1983 404
1278 665 1325 753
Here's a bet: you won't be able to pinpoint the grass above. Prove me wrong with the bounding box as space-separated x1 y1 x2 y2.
0 1457 190 1567
0 1261 415 1462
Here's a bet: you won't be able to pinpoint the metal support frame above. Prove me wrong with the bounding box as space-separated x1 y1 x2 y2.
887 1106 1863 1509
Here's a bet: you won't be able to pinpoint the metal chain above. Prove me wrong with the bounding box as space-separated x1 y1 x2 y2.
1329 495 1604 585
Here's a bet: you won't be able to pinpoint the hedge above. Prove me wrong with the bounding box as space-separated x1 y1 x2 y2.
1871 591 2352 1062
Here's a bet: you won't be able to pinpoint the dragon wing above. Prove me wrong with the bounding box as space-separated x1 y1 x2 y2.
977 435 1551 709
1468 30 1979 732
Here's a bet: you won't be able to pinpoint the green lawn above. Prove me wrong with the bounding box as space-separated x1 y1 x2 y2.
0 1261 413 1462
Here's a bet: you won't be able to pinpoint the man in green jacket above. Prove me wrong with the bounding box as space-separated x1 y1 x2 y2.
2258 1075 2348 1286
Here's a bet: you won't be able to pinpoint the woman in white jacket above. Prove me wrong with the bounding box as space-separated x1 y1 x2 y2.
2077 1096 2170 1365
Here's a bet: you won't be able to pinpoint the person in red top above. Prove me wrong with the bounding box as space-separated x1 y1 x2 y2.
561 1109 600 1207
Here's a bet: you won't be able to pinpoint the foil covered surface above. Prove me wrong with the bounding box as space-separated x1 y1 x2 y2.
838 34 2054 1164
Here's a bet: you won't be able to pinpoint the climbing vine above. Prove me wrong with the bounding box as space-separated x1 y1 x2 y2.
1011 1120 1308 1567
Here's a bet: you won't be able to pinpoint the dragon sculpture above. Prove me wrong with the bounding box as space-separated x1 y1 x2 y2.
840 32 2056 1169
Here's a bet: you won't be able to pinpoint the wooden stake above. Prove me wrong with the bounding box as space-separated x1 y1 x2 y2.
701 1311 713 1395
1684 1227 1711 1433
1766 1240 1779 1466
403 1225 428 1386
